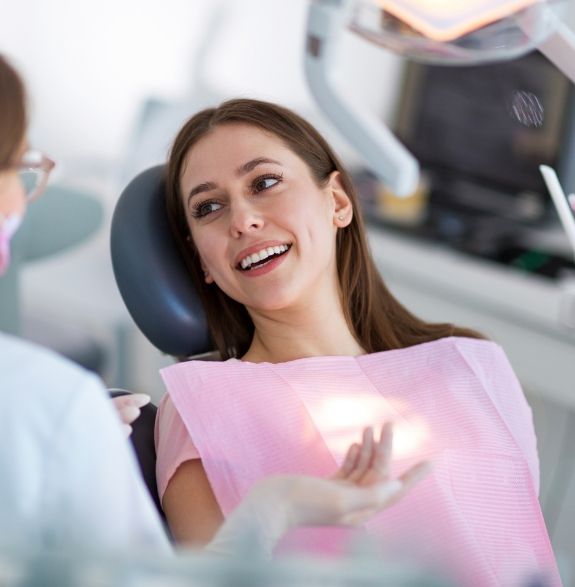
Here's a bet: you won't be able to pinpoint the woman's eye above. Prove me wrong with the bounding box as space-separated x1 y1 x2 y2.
192 201 222 218
253 175 282 193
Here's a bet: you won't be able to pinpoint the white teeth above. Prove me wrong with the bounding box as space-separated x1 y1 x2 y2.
239 244 290 270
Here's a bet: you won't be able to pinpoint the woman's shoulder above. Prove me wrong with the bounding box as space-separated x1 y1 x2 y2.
377 336 520 398
427 335 502 357
436 335 508 367
160 357 240 380
160 337 506 382
356 336 515 387
359 336 503 366
412 335 499 352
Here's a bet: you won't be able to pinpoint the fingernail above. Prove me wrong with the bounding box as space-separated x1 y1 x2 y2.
129 393 151 408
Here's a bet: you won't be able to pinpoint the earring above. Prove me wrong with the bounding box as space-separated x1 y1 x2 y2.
338 215 344 221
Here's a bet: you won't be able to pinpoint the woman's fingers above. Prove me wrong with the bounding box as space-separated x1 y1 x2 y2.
111 393 151 429
347 427 374 482
399 460 433 492
373 422 393 477
118 405 141 425
111 393 151 410
382 460 433 508
121 423 133 438
337 422 428 490
331 443 360 480
337 423 393 483
340 459 432 524
353 423 393 485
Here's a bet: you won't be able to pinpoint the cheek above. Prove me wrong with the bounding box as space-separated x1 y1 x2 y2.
191 230 226 275
279 190 329 229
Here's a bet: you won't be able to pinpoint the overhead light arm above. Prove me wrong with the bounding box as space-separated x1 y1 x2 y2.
305 0 420 196
305 0 575 205
537 18 575 84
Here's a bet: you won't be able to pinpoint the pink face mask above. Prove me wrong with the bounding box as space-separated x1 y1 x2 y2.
0 214 23 276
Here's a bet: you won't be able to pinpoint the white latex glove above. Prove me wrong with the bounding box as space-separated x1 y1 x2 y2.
205 423 431 557
109 392 151 437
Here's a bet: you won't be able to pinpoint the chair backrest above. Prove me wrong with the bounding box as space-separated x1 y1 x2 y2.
110 167 217 528
110 165 212 358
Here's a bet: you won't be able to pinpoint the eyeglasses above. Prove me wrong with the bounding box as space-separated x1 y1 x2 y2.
18 149 56 201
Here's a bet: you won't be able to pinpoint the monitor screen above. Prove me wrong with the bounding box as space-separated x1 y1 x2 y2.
395 51 574 199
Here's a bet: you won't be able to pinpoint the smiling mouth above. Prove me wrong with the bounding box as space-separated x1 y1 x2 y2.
237 244 292 272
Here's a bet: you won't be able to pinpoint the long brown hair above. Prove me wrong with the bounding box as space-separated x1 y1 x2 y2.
166 98 483 359
0 55 26 168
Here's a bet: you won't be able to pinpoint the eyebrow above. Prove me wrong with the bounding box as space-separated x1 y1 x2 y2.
187 157 282 204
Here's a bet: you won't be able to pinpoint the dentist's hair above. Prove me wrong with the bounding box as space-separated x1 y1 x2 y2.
0 55 26 168
166 98 483 359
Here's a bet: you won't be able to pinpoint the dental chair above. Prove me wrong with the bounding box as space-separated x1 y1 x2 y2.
110 165 213 519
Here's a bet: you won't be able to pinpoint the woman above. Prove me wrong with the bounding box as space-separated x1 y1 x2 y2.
0 56 424 555
156 99 560 585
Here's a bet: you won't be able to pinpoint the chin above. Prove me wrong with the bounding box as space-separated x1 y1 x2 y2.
243 289 303 314
248 299 295 313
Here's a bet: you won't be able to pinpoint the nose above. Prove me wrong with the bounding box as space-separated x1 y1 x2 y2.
228 199 264 238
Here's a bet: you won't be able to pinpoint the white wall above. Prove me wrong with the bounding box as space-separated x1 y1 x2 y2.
0 0 403 175
0 0 404 394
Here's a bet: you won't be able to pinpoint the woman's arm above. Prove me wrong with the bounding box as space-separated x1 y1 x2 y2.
111 392 221 545
162 459 224 546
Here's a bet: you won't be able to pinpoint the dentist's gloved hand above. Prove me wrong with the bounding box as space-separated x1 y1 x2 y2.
205 423 431 557
110 393 151 437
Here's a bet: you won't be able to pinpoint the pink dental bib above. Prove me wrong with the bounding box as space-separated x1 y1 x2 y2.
159 337 560 586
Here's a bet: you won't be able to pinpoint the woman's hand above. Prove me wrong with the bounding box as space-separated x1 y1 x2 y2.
109 393 151 437
283 422 431 528
206 423 431 557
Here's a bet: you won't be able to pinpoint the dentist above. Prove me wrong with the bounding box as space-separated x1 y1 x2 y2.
0 56 171 552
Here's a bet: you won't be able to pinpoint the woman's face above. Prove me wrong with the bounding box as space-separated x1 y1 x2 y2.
179 123 351 313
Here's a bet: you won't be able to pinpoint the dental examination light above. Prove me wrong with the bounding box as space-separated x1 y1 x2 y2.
305 0 575 255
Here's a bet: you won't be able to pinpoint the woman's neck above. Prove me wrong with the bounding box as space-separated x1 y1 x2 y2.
241 292 365 364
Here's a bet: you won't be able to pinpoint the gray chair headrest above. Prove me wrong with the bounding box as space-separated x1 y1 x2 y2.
110 165 211 357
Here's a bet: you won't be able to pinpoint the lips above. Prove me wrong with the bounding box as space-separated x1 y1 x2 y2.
234 241 292 271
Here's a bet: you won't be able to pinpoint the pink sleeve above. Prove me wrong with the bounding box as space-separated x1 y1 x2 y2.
154 393 200 503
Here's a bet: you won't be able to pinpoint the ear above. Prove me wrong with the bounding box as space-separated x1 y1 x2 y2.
189 233 214 285
200 259 215 284
327 171 353 227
